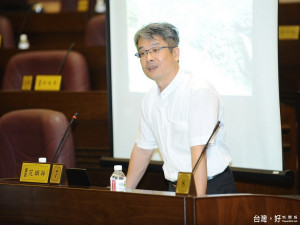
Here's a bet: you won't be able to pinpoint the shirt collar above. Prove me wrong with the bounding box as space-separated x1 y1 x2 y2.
158 69 184 100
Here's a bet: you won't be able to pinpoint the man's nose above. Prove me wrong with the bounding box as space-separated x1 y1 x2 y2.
146 51 154 61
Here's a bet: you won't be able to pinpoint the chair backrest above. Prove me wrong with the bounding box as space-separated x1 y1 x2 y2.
84 14 106 46
0 109 76 178
0 16 15 49
1 50 90 91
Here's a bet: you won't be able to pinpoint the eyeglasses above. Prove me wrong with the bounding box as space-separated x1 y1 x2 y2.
135 46 177 58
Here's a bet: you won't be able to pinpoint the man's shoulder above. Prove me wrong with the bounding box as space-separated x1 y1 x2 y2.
180 70 216 93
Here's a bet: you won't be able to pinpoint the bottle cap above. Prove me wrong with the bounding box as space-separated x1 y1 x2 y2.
114 165 122 171
95 0 106 13
38 157 47 163
20 34 28 42
33 3 44 13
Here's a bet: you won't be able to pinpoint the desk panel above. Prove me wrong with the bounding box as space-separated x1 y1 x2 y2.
0 181 299 225
194 194 300 224
0 181 187 225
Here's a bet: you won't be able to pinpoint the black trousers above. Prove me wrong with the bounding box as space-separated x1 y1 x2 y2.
168 166 236 194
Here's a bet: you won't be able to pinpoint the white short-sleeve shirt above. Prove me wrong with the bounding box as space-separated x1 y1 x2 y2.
136 70 232 181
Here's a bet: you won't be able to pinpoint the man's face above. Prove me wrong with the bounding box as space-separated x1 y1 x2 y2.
137 36 179 86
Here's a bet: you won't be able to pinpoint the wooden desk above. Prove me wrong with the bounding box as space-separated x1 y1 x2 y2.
0 180 299 225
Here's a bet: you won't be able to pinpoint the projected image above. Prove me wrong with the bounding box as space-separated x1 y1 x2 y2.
127 0 253 96
110 0 282 170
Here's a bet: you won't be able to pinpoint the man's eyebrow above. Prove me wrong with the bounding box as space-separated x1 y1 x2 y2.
138 42 160 51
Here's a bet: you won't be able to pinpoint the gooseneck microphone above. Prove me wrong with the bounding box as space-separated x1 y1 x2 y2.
51 112 79 164
56 42 75 75
192 121 220 173
15 6 33 46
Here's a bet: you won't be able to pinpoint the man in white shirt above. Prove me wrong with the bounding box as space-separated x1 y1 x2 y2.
126 22 236 195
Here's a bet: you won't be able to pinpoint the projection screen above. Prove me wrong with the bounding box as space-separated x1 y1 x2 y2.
106 0 283 171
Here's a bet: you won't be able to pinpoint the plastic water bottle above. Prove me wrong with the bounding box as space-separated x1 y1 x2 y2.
110 165 126 191
18 34 30 50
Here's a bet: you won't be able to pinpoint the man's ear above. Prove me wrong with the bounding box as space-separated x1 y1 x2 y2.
173 47 180 62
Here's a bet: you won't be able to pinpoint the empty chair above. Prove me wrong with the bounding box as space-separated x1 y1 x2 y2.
1 50 90 91
84 14 106 46
0 16 15 49
0 109 76 178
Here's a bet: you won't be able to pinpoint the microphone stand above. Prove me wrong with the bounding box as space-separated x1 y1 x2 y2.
176 121 220 196
192 121 220 173
51 112 78 164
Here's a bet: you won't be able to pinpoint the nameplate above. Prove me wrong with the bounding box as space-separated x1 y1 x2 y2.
21 75 33 91
279 25 300 40
176 172 196 196
34 75 62 91
50 164 67 185
77 0 89 12
20 162 51 184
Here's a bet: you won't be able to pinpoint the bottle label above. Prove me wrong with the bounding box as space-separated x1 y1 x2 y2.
110 178 126 191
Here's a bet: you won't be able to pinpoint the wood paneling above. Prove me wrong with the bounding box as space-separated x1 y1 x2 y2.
278 3 300 195
0 181 186 225
0 181 299 225
2 11 90 49
279 3 300 25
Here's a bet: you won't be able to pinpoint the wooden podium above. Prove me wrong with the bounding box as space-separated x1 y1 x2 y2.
0 180 299 225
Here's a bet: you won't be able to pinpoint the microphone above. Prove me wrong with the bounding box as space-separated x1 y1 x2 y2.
51 112 79 164
15 3 45 47
15 7 33 47
56 42 76 75
192 120 220 173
